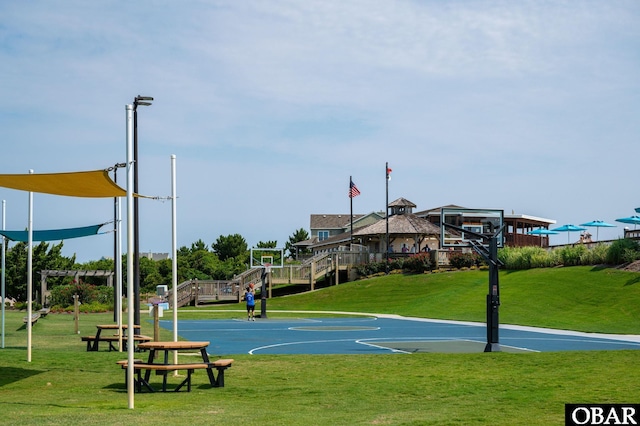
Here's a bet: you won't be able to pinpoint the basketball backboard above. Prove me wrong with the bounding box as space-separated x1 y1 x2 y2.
440 208 504 248
250 248 284 269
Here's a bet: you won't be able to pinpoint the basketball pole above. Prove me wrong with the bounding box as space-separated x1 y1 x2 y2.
260 266 267 319
442 222 505 352
484 235 501 352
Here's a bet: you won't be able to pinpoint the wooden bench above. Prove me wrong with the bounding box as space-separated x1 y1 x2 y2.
81 334 153 352
38 308 51 317
23 313 41 325
118 358 234 392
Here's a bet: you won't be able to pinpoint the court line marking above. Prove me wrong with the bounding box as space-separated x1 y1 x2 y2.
356 338 540 353
289 326 380 332
248 338 381 355
500 337 640 347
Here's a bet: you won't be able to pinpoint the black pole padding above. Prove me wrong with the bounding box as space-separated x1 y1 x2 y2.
260 267 267 319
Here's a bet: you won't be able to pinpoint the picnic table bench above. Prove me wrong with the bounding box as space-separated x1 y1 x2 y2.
82 334 153 352
81 324 148 351
23 313 41 324
118 341 233 392
38 308 51 317
118 358 234 392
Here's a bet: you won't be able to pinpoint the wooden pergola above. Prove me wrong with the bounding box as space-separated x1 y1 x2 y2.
39 270 114 305
503 214 557 248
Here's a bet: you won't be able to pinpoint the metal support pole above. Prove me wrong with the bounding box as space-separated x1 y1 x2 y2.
133 105 140 326
1 200 5 349
385 162 390 274
442 221 504 353
132 95 153 326
484 236 501 352
113 167 119 323
27 170 33 362
260 267 267 319
171 155 178 365
125 103 136 409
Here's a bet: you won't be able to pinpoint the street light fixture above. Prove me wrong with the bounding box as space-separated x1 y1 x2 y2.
133 95 153 325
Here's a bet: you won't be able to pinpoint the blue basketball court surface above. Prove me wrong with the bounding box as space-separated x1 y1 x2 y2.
159 313 640 355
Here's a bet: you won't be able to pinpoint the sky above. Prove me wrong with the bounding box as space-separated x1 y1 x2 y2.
0 1 638 263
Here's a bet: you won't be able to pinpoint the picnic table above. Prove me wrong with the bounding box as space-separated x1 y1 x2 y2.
81 324 150 352
23 313 41 324
119 341 233 392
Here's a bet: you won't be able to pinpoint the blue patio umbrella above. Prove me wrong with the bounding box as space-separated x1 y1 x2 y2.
616 216 640 229
527 229 559 235
579 220 616 241
551 224 587 244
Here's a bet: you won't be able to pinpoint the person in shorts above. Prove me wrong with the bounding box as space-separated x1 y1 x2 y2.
245 285 256 321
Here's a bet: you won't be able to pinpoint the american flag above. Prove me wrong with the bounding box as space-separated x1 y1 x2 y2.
349 180 361 198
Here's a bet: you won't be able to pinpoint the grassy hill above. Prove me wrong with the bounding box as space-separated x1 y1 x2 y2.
209 266 640 334
1 265 639 425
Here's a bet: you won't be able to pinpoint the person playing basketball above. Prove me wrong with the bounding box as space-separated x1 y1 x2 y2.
245 284 256 321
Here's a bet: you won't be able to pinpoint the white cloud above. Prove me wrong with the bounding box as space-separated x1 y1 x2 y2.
0 0 637 260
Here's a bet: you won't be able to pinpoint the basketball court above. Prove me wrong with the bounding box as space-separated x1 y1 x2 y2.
158 314 640 355
160 210 640 355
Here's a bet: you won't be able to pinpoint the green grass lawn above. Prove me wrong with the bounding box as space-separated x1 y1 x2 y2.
198 266 640 334
1 266 639 425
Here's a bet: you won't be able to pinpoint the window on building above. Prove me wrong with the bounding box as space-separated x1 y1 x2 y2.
462 225 483 242
318 231 329 241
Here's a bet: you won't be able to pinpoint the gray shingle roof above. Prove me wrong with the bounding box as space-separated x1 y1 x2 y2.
310 214 365 230
353 214 440 236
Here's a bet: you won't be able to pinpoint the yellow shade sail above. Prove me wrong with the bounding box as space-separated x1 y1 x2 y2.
0 169 128 198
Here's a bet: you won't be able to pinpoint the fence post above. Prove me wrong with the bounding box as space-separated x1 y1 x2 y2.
310 261 315 291
73 294 80 334
153 303 160 341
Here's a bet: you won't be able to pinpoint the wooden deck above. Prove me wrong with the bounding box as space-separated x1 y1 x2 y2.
167 249 461 308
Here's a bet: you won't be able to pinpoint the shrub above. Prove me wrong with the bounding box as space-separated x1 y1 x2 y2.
606 239 640 265
449 252 479 269
355 256 432 277
94 286 114 305
555 245 589 266
581 243 609 265
403 253 433 273
355 262 385 276
49 280 114 310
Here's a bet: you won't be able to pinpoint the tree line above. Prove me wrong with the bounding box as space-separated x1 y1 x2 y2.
3 228 311 301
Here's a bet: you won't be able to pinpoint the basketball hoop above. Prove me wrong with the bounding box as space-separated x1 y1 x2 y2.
264 263 272 273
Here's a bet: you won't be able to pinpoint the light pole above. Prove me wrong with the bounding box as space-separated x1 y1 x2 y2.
133 95 153 326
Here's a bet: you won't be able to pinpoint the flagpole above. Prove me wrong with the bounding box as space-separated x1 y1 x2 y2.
385 162 389 274
350 176 353 246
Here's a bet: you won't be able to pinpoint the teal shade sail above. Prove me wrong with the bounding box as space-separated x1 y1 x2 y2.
0 223 106 242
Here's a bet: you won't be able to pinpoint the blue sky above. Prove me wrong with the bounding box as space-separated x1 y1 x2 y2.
0 1 638 263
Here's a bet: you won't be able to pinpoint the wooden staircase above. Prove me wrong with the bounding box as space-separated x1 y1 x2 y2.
168 250 369 307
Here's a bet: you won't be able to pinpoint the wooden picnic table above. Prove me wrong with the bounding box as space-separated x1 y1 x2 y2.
124 341 233 392
81 324 146 351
